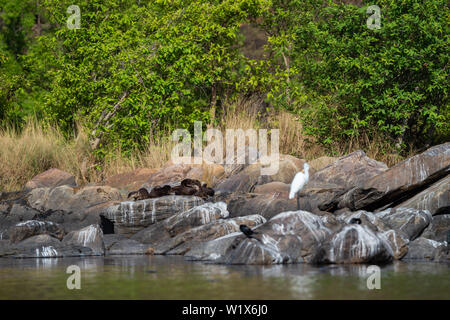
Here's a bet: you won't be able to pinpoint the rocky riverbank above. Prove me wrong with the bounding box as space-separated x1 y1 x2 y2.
0 143 449 264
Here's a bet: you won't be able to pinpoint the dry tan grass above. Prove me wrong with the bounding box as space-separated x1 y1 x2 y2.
218 97 413 167
0 121 85 191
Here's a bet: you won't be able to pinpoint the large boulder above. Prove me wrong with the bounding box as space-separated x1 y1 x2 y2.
218 211 333 265
8 220 65 243
226 187 337 219
0 234 93 258
62 224 104 255
402 237 449 262
163 202 229 237
24 168 76 190
380 229 410 260
311 150 388 189
184 232 241 262
27 185 123 213
320 143 450 212
107 239 147 255
215 155 305 193
131 202 229 245
394 175 450 216
105 195 204 236
0 203 42 239
154 215 266 255
309 156 339 171
376 207 432 241
314 225 394 264
336 210 409 259
253 182 290 196
226 194 299 220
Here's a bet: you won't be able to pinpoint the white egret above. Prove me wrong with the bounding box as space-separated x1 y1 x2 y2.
289 162 310 210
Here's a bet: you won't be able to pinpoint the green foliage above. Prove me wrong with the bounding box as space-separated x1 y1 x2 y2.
0 0 448 157
0 0 43 127
262 0 449 147
24 0 270 154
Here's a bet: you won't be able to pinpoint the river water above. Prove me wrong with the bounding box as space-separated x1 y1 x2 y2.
0 255 448 299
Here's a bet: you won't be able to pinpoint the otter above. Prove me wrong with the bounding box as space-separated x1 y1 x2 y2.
171 184 198 196
149 185 171 198
128 185 173 201
127 188 150 201
201 183 215 197
194 183 215 199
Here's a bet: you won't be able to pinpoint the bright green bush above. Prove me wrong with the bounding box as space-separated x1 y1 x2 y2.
1 0 448 157
262 0 449 149
25 0 269 155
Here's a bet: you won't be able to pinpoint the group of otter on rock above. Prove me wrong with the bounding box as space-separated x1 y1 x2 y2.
127 178 214 201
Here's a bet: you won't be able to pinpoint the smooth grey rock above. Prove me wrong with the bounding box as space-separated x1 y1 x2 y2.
103 234 128 250
313 225 394 264
8 220 65 243
185 232 241 261
402 237 449 261
377 207 432 241
0 234 93 258
107 239 147 255
105 195 204 236
218 210 333 265
394 175 450 215
421 214 450 242
320 143 450 212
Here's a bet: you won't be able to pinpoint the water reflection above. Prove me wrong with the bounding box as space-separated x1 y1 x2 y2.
0 256 448 299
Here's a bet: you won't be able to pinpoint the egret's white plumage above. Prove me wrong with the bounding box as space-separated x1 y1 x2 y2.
289 163 310 209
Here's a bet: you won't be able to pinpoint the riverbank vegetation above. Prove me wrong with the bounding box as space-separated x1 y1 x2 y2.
0 0 448 190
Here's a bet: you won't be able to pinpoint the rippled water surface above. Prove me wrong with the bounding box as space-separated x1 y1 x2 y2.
0 256 448 299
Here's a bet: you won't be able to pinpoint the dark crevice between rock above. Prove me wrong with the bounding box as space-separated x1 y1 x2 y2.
100 214 115 234
434 206 450 216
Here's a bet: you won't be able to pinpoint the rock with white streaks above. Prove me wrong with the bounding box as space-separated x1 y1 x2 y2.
218 210 333 265
105 195 204 236
107 238 147 255
130 202 229 245
158 215 266 255
376 207 432 241
314 225 394 264
8 220 65 243
27 185 123 213
336 210 409 260
402 237 449 261
421 214 450 242
0 234 93 258
394 175 450 216
184 232 241 262
62 224 104 255
320 143 450 212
